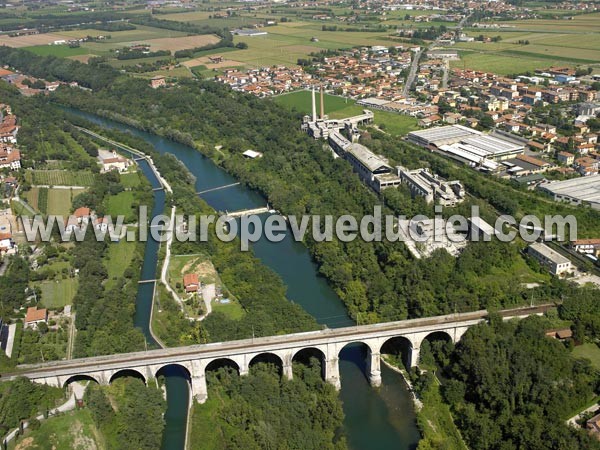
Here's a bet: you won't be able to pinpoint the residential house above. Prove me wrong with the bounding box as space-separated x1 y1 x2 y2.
25 306 48 329
183 273 199 293
557 151 575 165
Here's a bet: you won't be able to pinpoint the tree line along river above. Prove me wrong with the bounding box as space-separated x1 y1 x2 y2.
65 107 420 450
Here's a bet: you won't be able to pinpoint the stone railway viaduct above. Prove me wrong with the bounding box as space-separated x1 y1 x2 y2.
3 305 550 403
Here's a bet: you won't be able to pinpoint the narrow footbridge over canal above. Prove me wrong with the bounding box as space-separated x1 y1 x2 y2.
2 305 551 403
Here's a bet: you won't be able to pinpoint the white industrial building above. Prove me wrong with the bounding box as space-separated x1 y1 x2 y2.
302 88 400 193
329 130 401 193
527 242 572 276
398 167 465 206
407 125 525 173
538 176 600 210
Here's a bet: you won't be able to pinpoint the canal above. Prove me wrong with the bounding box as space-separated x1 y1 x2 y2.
66 108 420 450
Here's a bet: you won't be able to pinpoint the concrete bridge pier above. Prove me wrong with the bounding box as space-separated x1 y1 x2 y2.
282 364 293 380
190 361 208 404
367 351 382 387
408 346 420 368
325 357 341 390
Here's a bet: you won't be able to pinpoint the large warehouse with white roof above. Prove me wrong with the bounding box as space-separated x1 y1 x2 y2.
407 125 526 172
538 176 600 210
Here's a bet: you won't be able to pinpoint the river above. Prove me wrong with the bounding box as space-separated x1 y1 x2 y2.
65 108 420 450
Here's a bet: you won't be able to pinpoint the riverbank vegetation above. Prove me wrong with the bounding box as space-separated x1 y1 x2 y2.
42 70 600 324
190 362 346 450
13 408 104 449
0 377 64 436
423 316 600 449
85 378 165 450
71 123 320 344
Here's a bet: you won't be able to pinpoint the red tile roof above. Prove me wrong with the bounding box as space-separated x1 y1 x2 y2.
25 306 47 323
183 273 198 286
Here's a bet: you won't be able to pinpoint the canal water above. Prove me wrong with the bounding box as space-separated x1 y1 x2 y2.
66 108 420 450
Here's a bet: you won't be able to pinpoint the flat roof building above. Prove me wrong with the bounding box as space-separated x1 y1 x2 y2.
398 167 465 206
328 130 400 193
527 242 572 276
538 176 600 210
407 125 480 148
407 126 525 171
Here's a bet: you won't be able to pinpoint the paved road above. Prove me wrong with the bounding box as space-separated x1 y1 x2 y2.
403 11 472 96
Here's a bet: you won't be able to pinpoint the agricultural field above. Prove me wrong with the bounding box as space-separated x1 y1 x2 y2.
23 44 90 57
26 169 96 187
0 32 76 48
224 22 393 68
25 187 86 216
58 24 188 45
454 12 600 73
273 90 419 136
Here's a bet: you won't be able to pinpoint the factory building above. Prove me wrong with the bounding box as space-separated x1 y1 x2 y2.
398 167 465 206
302 86 374 139
527 242 572 276
407 125 525 173
329 130 401 193
302 88 399 193
538 175 600 210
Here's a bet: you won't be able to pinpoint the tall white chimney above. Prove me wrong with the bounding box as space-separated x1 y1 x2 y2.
311 87 317 123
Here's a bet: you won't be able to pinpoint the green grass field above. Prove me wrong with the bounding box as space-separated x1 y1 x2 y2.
26 169 96 186
39 278 78 308
119 171 141 188
572 343 600 370
14 409 103 450
211 300 245 320
24 44 89 57
105 191 135 219
104 240 137 290
274 90 419 136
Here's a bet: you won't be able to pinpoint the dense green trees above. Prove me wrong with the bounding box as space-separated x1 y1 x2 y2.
191 362 346 450
0 47 119 90
86 378 165 450
71 229 146 357
0 255 30 319
42 71 597 323
0 377 63 435
441 316 600 450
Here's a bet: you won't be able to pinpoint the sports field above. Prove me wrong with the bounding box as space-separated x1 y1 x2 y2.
274 90 419 136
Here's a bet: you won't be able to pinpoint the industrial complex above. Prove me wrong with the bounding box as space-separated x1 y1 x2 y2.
407 125 526 173
538 175 600 210
302 90 470 202
398 167 465 206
